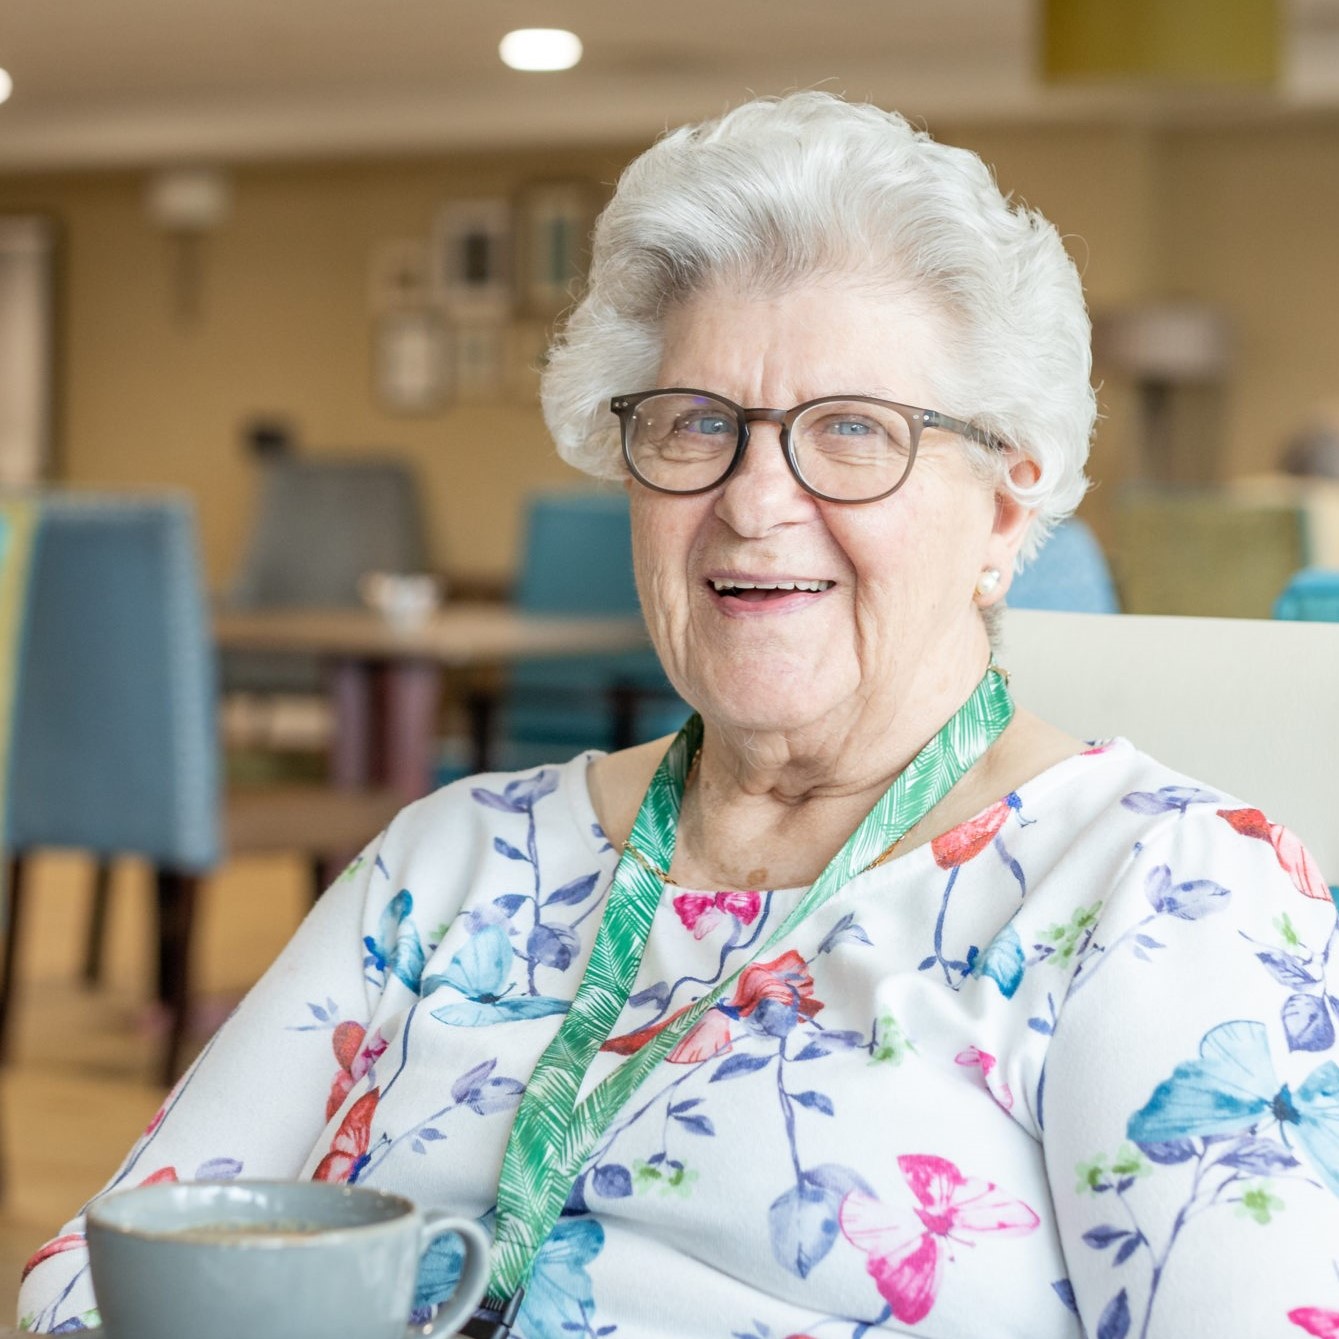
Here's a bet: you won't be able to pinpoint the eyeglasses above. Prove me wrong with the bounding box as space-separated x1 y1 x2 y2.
609 388 998 504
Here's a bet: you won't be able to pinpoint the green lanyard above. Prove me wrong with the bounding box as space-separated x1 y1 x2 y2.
484 663 1014 1310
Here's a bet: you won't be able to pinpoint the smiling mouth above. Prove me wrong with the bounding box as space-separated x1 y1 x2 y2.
709 578 834 600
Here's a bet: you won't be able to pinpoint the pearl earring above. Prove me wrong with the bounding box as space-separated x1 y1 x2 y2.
975 568 1001 597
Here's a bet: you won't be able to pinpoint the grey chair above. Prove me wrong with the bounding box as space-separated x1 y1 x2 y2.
0 493 401 1085
223 454 430 696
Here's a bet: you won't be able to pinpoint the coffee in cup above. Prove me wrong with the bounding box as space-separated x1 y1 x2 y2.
86 1179 490 1339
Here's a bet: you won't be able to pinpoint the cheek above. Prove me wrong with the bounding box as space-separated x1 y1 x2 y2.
629 501 698 626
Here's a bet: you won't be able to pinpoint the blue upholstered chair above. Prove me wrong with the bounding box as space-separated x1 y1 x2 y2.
223 454 430 695
0 495 219 1083
1274 568 1339 623
0 493 402 1084
480 491 686 772
1008 517 1120 614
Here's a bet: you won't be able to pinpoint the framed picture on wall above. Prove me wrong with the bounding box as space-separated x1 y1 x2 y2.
373 309 451 414
453 320 506 402
431 199 512 317
516 181 598 316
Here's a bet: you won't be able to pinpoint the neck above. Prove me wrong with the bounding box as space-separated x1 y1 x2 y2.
670 653 994 890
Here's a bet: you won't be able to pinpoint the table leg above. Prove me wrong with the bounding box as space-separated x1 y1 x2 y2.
329 658 375 788
384 660 443 800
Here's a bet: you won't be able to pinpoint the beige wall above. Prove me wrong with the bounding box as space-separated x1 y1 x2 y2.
0 145 639 588
2 116 1339 584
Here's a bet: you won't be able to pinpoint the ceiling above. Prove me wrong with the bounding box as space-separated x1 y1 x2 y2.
2 0 1339 170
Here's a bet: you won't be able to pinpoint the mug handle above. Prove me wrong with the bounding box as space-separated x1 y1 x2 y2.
412 1212 492 1338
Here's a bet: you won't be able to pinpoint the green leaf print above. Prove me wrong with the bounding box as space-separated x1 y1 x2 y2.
869 1013 916 1065
1038 901 1103 969
633 1158 698 1198
1236 1184 1285 1225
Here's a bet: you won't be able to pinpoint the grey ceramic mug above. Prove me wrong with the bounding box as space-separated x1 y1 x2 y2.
86 1179 491 1339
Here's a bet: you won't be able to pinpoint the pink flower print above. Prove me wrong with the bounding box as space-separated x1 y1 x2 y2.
1291 1309 1339 1337
673 890 762 938
954 1046 1015 1112
1218 808 1332 901
932 800 1012 869
839 1153 1039 1325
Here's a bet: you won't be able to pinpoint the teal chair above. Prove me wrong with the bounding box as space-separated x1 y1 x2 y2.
474 491 686 773
0 494 401 1084
1274 568 1339 623
1008 518 1120 614
1 495 220 1084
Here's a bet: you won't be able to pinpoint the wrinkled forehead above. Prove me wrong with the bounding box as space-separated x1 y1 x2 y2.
655 271 967 409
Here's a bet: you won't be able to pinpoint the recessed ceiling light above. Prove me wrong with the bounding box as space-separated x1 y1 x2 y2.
499 28 583 72
0 69 13 106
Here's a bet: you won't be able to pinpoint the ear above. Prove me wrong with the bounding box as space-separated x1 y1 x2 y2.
976 457 1039 608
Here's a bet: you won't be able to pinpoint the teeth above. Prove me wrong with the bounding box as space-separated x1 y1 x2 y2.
711 579 833 593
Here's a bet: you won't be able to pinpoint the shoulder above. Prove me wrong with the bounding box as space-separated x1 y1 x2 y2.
368 752 614 911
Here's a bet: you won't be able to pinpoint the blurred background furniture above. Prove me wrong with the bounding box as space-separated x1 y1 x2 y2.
1111 485 1311 619
0 493 401 1086
481 490 686 773
214 599 656 795
1005 607 1339 903
220 453 430 766
1008 517 1120 613
1275 567 1339 622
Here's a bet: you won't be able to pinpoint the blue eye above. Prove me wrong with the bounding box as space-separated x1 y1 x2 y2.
679 414 734 436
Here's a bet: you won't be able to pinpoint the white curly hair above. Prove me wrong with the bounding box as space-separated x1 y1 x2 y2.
541 91 1096 561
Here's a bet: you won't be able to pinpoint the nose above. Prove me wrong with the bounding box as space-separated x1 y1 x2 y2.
712 418 816 537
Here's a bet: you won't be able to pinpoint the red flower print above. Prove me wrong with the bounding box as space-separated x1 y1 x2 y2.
840 1154 1039 1325
313 1088 379 1183
1290 1308 1339 1337
325 1021 389 1120
138 1166 179 1186
21 1233 85 1282
673 890 762 939
932 800 1012 869
1218 808 1331 900
602 950 824 1060
731 950 823 1026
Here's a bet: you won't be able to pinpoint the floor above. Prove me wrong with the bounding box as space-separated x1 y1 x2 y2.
0 850 310 1323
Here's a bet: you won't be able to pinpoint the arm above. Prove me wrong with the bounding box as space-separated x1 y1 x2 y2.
1043 811 1339 1339
16 840 387 1334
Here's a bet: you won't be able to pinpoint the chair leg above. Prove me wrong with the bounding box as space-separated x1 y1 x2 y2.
82 859 114 987
0 855 28 1068
154 869 200 1088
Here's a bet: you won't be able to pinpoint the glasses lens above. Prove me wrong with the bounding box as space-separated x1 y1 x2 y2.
624 393 739 492
790 400 916 501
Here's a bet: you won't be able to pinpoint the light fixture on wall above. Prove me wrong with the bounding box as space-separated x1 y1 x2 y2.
498 29 583 72
0 69 13 107
144 166 233 325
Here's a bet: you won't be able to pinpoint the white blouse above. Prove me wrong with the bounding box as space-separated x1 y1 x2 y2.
18 739 1339 1339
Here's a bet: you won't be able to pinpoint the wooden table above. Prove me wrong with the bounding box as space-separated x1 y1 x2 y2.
214 603 651 798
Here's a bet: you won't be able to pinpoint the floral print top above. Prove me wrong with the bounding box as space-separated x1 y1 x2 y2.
18 739 1339 1338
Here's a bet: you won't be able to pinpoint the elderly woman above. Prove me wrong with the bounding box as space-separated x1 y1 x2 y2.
20 94 1339 1339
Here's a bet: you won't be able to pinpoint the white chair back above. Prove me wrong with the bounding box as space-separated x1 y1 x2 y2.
1003 609 1339 885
